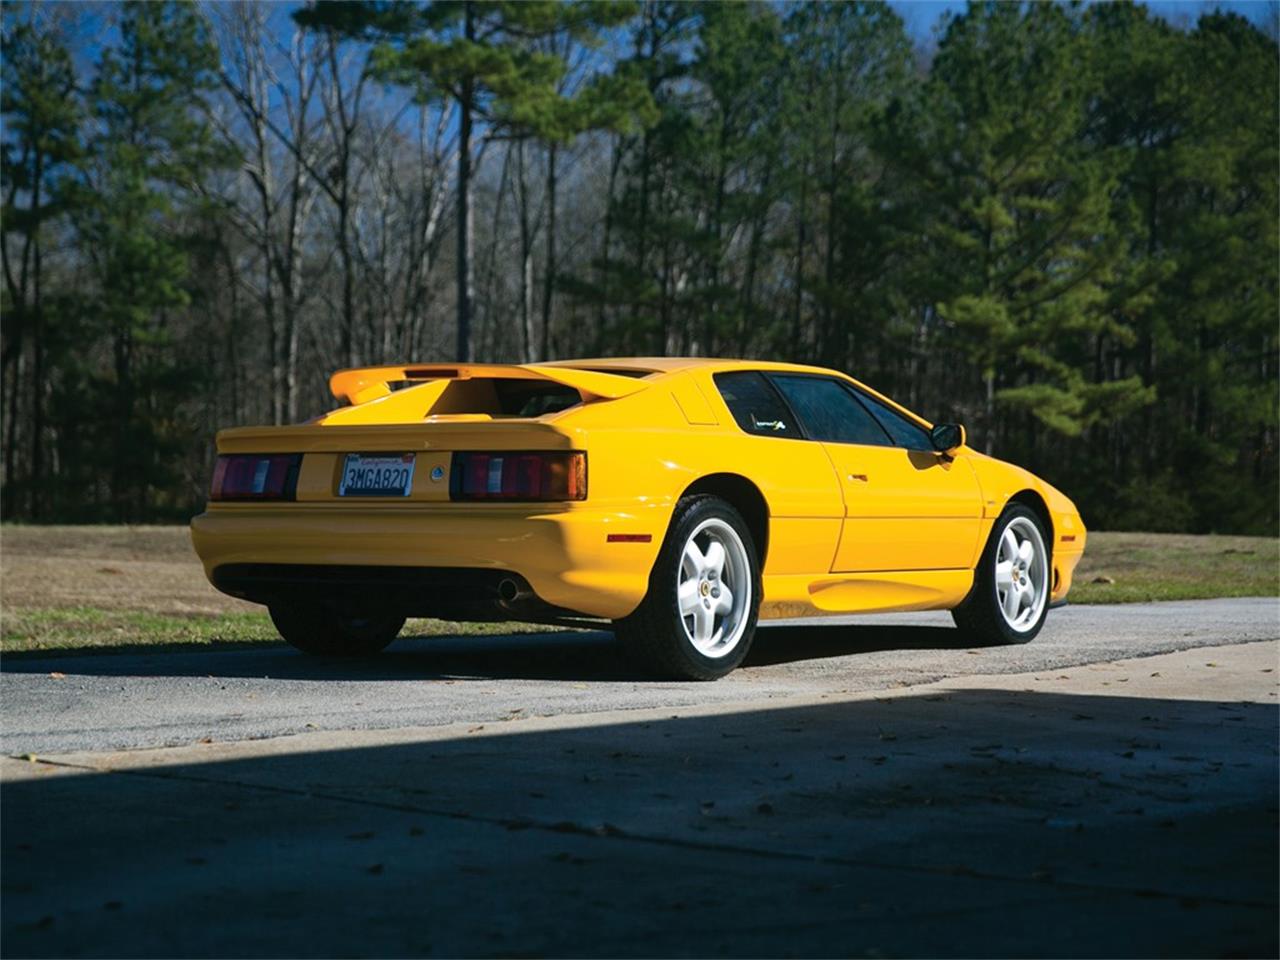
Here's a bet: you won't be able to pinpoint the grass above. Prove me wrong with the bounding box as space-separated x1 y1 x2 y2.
0 524 560 655
1 607 280 654
0 606 560 656
0 524 1275 655
1069 531 1278 604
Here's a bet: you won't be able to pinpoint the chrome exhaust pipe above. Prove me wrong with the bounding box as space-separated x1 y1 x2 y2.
497 578 532 604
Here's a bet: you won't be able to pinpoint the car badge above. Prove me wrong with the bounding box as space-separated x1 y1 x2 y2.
430 466 445 482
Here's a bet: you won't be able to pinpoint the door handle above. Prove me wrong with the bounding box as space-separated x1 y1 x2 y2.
848 473 869 482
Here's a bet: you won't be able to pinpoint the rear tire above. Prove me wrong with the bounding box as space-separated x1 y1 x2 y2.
613 495 761 681
951 504 1051 645
269 602 405 657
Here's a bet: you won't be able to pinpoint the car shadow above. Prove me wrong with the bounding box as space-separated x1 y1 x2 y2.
745 621 988 666
0 620 990 682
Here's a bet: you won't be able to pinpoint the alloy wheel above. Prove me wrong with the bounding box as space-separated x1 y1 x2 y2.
994 515 1049 632
677 517 752 658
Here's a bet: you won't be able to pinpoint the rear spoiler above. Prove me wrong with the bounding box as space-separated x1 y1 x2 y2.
328 363 650 407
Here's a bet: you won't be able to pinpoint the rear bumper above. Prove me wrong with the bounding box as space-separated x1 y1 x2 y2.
190 503 665 620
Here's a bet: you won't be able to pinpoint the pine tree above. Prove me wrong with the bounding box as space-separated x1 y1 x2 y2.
73 0 232 520
884 2 1154 459
0 15 82 517
781 1 914 365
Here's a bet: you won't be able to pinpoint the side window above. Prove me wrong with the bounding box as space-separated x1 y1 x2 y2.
770 375 892 447
714 371 796 438
855 390 934 451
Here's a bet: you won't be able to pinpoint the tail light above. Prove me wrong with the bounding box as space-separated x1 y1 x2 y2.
210 454 301 501
450 451 586 502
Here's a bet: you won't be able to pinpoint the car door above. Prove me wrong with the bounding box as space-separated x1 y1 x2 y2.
767 374 983 573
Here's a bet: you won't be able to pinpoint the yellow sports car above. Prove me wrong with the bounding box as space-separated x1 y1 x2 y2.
191 358 1086 679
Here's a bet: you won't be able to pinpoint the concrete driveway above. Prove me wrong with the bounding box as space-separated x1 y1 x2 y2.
2 599 1277 957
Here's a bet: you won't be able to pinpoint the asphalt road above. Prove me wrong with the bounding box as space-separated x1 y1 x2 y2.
2 598 1277 958
1 598 1276 755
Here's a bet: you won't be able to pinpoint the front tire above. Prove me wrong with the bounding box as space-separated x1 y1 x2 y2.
613 495 761 681
269 602 405 657
952 504 1051 645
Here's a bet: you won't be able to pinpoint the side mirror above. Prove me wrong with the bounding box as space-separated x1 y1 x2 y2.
929 422 965 454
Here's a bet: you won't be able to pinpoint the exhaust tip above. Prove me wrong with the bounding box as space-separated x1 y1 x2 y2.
498 578 528 603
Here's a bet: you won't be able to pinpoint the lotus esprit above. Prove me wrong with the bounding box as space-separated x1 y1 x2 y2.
191 358 1086 679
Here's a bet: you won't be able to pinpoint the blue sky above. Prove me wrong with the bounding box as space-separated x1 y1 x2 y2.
45 0 1280 78
888 0 1277 41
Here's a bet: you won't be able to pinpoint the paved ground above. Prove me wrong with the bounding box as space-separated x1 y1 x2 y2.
1 597 1277 755
2 599 1277 957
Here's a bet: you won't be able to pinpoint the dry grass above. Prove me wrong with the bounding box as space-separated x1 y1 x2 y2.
0 524 1275 654
1069 531 1279 604
0 525 554 654
1 524 248 615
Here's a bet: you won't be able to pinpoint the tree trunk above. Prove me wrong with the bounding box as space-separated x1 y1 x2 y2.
4 352 23 516
593 138 621 354
516 140 535 363
28 167 44 518
740 161 771 355
791 169 808 357
540 141 557 362
112 328 133 521
455 3 476 363
984 369 995 456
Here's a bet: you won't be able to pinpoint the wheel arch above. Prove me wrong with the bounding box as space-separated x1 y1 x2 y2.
1008 489 1054 545
679 473 770 568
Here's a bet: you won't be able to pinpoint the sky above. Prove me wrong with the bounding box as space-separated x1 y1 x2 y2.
40 0 1280 80
888 0 1277 41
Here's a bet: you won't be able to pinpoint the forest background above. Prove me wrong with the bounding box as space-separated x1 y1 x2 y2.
2 0 1276 535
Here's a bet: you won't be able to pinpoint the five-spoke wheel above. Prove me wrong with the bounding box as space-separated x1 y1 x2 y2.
614 495 761 680
952 504 1052 645
993 515 1049 633
677 517 753 659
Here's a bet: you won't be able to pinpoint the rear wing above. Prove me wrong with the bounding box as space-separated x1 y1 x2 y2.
328 363 651 407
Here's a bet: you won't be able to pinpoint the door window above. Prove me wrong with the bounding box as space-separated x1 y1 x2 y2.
854 390 934 451
769 375 892 447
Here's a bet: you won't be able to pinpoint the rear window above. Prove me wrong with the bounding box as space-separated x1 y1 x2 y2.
424 378 582 417
493 380 581 416
714 371 796 437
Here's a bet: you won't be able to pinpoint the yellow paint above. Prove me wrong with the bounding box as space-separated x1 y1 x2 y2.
192 357 1087 621
819 445 983 571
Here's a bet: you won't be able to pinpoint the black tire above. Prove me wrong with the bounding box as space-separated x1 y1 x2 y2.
269 601 405 657
951 503 1052 645
613 495 762 681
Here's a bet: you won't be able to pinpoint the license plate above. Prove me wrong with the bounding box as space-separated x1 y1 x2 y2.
339 453 416 497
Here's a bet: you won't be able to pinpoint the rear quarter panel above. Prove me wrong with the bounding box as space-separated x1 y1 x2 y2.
562 371 846 583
